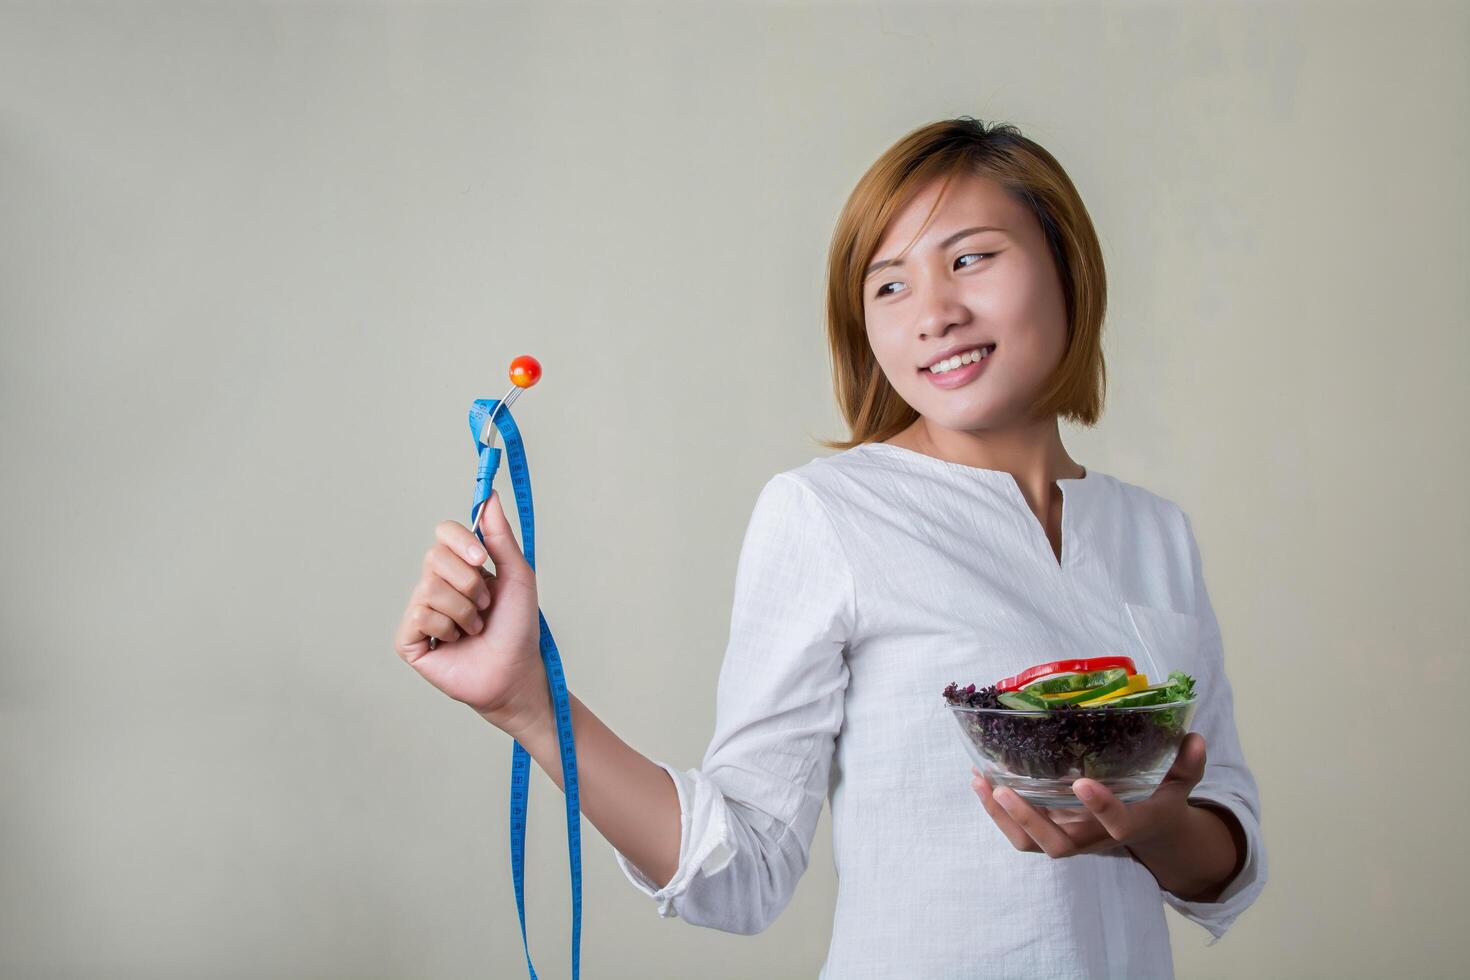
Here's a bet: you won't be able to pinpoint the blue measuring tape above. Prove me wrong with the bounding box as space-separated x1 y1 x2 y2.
464 397 582 980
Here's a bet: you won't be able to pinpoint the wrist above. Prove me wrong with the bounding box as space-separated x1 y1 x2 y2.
481 690 557 744
1127 798 1199 862
1126 800 1239 902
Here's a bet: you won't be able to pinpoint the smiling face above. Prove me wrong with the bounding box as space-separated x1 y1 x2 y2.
862 171 1071 435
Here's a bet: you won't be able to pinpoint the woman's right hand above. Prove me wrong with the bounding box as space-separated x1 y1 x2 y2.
393 490 552 737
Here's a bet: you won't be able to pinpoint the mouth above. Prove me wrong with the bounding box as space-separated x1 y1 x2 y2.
919 343 996 386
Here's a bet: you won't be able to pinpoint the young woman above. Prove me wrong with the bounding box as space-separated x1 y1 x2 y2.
393 117 1266 978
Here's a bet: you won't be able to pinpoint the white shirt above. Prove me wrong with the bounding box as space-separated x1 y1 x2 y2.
614 441 1268 979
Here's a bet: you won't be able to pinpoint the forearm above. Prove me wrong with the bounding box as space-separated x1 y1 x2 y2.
486 693 683 890
1127 801 1248 903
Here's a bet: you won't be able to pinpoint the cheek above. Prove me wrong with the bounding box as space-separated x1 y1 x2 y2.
864 323 903 371
994 267 1067 344
878 355 916 393
867 339 921 396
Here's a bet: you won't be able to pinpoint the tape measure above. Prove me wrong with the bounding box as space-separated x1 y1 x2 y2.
464 396 582 980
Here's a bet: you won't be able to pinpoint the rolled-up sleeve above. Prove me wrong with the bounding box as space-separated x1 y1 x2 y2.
612 472 855 934
1162 512 1269 944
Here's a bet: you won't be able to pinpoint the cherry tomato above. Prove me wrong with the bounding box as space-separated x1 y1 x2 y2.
509 354 542 388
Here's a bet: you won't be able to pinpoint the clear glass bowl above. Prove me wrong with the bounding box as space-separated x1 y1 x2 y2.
947 695 1200 808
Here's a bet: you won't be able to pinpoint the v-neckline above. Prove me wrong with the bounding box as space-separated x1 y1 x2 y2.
1031 484 1070 567
858 441 1089 570
1003 472 1085 569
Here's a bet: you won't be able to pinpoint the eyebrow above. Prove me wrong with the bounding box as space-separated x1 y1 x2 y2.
865 225 1008 278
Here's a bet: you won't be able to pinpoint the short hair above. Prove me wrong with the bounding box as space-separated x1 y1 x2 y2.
818 117 1108 450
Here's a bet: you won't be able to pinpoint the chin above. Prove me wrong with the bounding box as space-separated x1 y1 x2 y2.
942 400 1034 434
914 396 996 427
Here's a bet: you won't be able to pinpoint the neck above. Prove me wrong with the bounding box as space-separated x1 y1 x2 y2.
893 415 1085 503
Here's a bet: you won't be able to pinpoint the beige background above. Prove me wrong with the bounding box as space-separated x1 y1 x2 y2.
2 1 1465 977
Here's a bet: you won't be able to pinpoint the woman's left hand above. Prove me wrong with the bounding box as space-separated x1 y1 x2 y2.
970 732 1208 857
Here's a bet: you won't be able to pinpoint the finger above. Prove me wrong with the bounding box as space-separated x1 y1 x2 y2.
1059 819 1128 855
989 782 1077 858
1046 806 1100 828
407 603 461 647
1029 792 1123 854
424 542 493 610
417 575 484 637
395 590 455 658
434 519 490 568
971 771 1122 856
477 491 533 587
1071 779 1137 843
394 614 431 659
970 770 1040 852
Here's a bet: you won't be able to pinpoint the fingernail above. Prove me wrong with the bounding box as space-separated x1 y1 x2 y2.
470 615 483 632
1075 782 1095 801
468 547 487 564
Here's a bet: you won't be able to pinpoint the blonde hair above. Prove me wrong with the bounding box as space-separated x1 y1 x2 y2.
818 117 1108 451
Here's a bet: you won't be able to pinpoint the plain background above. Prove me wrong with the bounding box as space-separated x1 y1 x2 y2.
2 1 1465 977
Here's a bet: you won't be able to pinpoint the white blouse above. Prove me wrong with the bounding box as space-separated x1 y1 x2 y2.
613 441 1267 979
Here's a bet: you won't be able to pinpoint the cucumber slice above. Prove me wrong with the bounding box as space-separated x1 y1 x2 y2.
1033 668 1129 706
998 690 1049 711
1021 672 1087 694
1090 688 1173 708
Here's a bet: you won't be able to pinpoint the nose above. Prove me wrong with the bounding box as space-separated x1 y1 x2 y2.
913 281 971 340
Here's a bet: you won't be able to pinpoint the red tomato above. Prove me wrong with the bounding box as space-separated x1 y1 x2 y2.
996 655 1137 692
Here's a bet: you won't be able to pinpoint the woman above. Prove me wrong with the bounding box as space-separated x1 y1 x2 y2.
393 117 1267 978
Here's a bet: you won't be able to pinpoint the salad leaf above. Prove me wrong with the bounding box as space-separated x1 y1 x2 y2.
1164 669 1195 701
1151 670 1196 729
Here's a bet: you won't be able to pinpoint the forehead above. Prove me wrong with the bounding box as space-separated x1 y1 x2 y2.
875 172 1021 249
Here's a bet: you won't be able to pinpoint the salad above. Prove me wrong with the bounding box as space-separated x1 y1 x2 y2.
942 656 1198 782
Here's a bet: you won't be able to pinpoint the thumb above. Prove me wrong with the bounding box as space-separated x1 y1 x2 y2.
478 490 532 583
1162 732 1207 791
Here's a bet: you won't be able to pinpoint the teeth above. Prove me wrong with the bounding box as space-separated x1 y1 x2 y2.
928 345 992 374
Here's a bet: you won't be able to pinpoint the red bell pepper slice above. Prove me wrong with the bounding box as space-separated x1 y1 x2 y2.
996 655 1138 693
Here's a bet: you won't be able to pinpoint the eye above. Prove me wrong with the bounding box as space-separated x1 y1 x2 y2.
872 252 994 298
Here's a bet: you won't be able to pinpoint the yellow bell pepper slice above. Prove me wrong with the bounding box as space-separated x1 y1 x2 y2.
1077 673 1150 706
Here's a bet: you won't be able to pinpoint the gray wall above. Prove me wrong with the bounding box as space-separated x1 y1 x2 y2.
2 1 1465 977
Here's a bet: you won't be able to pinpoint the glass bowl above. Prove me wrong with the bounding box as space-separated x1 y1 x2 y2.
947 695 1200 808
